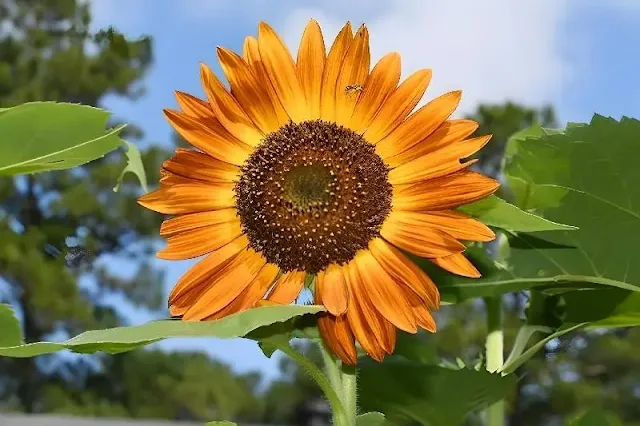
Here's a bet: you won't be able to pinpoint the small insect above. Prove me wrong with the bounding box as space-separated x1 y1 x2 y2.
344 84 364 95
44 244 93 269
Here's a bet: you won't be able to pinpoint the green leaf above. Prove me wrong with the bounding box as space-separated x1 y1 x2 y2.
356 412 386 426
424 115 640 302
0 304 23 347
569 409 623 426
459 195 577 232
358 360 516 426
205 422 237 426
501 115 640 291
0 305 324 357
114 140 148 192
0 102 125 175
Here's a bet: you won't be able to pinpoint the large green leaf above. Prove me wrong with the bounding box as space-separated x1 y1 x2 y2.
0 304 22 347
0 305 324 357
0 102 125 175
502 115 640 289
113 140 148 192
424 115 640 302
358 360 516 426
459 195 577 232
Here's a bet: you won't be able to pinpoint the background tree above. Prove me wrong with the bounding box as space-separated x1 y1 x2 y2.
0 0 167 413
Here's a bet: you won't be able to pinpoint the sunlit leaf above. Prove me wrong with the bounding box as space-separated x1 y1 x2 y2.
114 140 148 192
0 305 324 357
459 195 577 232
422 115 640 302
0 102 125 175
0 304 22 347
501 115 640 291
358 359 516 426
205 421 237 426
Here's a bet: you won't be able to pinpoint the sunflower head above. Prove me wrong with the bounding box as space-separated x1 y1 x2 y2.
138 20 499 365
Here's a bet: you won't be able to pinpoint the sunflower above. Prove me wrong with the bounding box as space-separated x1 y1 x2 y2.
138 20 499 365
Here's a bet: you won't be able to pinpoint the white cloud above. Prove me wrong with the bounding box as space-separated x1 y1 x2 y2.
279 0 574 116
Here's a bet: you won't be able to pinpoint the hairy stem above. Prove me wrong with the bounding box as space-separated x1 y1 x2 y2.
340 364 358 426
318 343 358 426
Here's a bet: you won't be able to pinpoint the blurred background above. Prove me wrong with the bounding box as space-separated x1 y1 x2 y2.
0 0 639 425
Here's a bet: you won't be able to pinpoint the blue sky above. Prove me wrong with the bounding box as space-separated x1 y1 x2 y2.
85 0 640 383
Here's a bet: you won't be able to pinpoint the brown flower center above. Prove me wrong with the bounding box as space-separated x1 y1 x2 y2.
234 120 392 274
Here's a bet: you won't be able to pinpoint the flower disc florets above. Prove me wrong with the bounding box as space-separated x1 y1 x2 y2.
234 120 392 273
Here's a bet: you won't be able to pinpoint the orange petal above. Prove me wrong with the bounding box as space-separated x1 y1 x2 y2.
243 36 290 125
413 306 437 332
217 47 282 134
162 148 240 184
376 91 462 159
258 22 308 122
183 249 267 320
344 261 395 359
160 209 239 236
385 210 495 243
157 220 243 260
353 251 417 333
320 22 353 122
363 69 432 143
296 19 326 119
349 53 401 133
137 182 235 215
206 263 280 320
384 119 479 168
392 171 500 211
381 220 466 258
175 91 213 119
168 235 249 316
159 170 195 187
334 25 370 126
200 63 264 146
368 238 440 309
163 109 252 165
388 135 491 185
267 271 305 304
316 264 349 315
317 314 358 365
430 252 481 278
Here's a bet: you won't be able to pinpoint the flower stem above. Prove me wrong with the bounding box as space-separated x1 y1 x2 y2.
484 296 504 426
318 343 358 426
340 364 358 426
